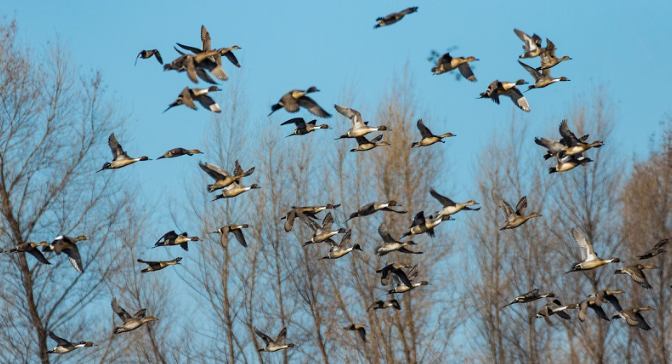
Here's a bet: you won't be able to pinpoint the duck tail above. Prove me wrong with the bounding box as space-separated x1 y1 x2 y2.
430 67 437 74
411 142 419 148
548 167 557 174
207 184 215 192
268 104 282 116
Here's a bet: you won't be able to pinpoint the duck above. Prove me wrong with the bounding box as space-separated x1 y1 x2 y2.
163 49 224 84
298 212 346 246
367 299 401 311
344 324 367 342
281 117 329 137
430 188 480 218
8 241 51 265
348 201 406 220
513 29 544 58
637 239 668 259
157 147 203 159
376 262 412 285
97 133 150 172
176 25 242 68
501 289 555 308
111 298 157 334
255 326 295 352
612 306 653 330
319 230 362 260
135 50 162 66
388 265 429 294
42 235 87 273
269 87 331 118
577 299 610 322
537 39 571 70
411 119 455 148
280 204 341 232
137 257 182 273
212 224 249 248
534 134 590 160
548 155 593 174
350 134 391 152
535 299 577 325
587 289 624 312
491 191 541 230
376 224 422 256
165 86 221 113
558 120 604 156
200 161 255 192
374 7 418 28
153 231 199 251
614 264 657 289
334 105 389 138
565 228 620 273
402 211 449 238
212 181 260 200
47 331 95 354
519 60 570 91
431 53 478 81
479 80 530 112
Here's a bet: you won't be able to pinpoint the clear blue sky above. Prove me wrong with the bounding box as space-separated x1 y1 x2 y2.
5 0 672 356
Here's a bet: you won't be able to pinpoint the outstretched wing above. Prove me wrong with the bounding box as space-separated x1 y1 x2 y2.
518 60 541 81
491 189 514 218
281 118 307 127
199 161 229 180
515 196 528 215
298 97 331 118
559 120 581 147
254 327 273 345
111 298 132 322
62 245 84 273
322 212 334 230
571 228 595 261
48 331 70 346
297 211 320 232
430 188 455 207
232 229 248 248
334 105 364 128
417 119 433 138
108 133 129 160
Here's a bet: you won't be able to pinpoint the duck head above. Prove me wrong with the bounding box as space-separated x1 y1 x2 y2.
97 162 112 173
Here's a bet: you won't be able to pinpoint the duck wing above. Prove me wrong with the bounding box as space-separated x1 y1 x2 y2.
154 50 163 65
108 133 130 161
457 63 476 82
338 230 352 248
199 162 229 180
558 120 582 147
571 228 596 261
133 309 147 320
62 245 84 273
201 25 211 51
491 189 514 219
518 60 541 81
275 327 288 343
27 248 51 265
195 94 221 113
534 137 566 155
355 135 371 145
321 212 334 230
430 188 455 207
503 86 530 112
392 270 413 288
334 105 364 128
254 327 273 345
221 49 240 68
417 119 434 138
654 239 669 249
297 212 320 232
178 87 197 110
298 96 331 118
232 228 248 248
48 331 71 346
281 118 307 128
411 211 426 227
515 196 528 215
377 223 396 243
158 230 179 244
176 43 202 54
398 247 423 254
284 210 297 232
513 29 539 53
111 299 132 322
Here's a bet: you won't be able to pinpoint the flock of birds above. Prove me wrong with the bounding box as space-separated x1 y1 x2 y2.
5 5 663 357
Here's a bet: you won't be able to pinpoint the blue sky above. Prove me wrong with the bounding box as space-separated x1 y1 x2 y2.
5 0 672 356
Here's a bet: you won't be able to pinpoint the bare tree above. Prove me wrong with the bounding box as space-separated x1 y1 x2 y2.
0 19 152 363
